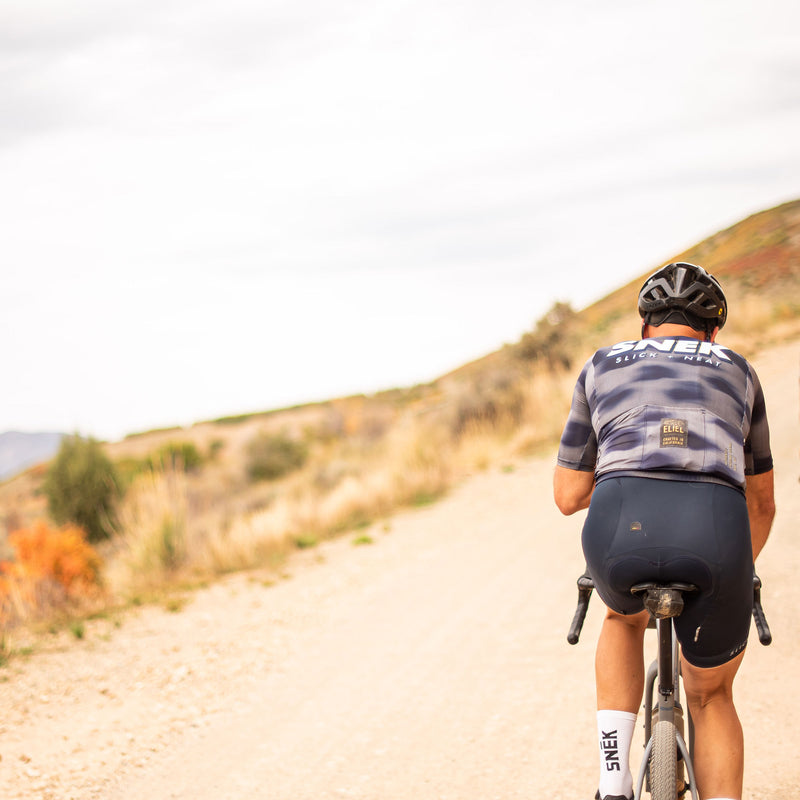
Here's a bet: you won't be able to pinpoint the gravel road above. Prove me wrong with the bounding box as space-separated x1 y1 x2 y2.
1 341 797 800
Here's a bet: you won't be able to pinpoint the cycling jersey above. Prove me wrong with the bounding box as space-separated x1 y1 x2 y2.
557 336 773 491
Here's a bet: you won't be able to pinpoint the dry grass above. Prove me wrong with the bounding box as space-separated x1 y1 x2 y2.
106 468 189 597
96 375 565 594
0 351 582 613
192 419 453 576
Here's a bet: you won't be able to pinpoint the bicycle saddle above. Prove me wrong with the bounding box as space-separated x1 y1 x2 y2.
630 582 698 619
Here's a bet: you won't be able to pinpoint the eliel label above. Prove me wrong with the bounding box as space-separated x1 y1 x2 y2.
660 418 688 447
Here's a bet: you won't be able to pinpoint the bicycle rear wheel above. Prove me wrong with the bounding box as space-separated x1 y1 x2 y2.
650 720 678 800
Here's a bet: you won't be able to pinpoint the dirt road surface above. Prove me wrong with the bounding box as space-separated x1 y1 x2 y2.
1 341 798 800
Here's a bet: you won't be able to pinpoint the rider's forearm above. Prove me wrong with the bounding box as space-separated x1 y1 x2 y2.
749 509 774 561
745 470 776 561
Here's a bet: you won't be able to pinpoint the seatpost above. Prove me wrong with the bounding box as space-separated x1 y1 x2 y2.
633 583 692 725
656 618 675 723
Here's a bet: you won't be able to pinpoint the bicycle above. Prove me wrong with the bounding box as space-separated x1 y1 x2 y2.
568 571 772 800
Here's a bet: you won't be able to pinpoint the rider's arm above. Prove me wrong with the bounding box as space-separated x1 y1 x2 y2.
743 366 774 561
555 358 597 516
745 469 775 561
553 465 595 515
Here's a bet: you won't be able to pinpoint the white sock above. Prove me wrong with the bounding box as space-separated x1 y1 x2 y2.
596 709 637 799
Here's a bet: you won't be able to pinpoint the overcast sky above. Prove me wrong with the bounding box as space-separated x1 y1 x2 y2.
2 0 799 441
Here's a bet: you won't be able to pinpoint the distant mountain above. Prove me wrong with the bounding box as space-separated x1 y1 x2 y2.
0 431 64 481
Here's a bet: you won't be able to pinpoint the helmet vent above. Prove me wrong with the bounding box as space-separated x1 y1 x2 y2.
638 262 727 331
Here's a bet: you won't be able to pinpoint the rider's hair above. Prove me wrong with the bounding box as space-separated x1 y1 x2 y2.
637 262 727 337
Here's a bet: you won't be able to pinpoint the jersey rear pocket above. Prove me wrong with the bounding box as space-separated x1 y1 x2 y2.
642 406 707 472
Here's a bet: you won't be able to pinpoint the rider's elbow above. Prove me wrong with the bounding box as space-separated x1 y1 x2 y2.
746 470 776 521
759 495 777 523
554 490 580 516
553 467 593 515
557 496 592 516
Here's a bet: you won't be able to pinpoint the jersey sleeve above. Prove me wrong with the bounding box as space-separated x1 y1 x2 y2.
744 366 773 475
557 358 597 472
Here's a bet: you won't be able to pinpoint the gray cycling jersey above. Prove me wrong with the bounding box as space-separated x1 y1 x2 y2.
557 336 773 491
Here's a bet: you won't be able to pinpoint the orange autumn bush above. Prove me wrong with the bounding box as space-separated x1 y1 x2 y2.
0 521 103 625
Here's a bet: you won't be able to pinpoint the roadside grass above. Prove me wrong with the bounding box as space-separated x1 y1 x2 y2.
96 366 570 603
0 332 579 642
107 467 189 598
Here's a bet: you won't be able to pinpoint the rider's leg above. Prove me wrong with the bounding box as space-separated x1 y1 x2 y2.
594 607 650 799
596 607 650 711
680 651 746 800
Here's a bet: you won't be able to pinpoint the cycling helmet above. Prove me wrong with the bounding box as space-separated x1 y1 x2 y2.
638 262 727 333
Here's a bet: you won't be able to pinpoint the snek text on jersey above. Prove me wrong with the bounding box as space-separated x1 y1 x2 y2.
606 339 732 362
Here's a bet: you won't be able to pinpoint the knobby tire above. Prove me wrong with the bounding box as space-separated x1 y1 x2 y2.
650 720 678 800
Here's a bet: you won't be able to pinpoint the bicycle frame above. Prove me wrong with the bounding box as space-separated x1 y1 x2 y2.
568 571 771 800
641 628 694 766
635 616 699 800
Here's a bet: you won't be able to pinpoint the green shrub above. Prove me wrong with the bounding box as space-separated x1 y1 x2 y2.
208 439 225 459
147 441 204 472
514 301 578 369
246 431 309 482
114 441 204 490
43 435 121 543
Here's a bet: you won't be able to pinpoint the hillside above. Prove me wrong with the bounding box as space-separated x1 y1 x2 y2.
579 197 800 356
1 198 798 620
447 197 800 380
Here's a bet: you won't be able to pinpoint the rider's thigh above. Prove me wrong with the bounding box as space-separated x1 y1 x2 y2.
603 606 650 630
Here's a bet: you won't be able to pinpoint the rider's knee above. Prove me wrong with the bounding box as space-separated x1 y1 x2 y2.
681 655 742 707
683 678 734 708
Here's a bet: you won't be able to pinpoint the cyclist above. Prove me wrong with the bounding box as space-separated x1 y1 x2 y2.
553 263 775 800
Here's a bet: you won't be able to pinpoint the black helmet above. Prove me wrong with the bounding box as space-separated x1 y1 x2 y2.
638 262 727 332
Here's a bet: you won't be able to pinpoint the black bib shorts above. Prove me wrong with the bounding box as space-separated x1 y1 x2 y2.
581 476 753 668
